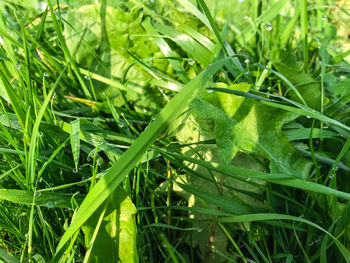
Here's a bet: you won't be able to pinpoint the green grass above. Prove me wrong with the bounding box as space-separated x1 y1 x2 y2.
1 0 350 262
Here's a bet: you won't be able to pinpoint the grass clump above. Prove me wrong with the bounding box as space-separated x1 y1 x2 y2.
1 0 350 262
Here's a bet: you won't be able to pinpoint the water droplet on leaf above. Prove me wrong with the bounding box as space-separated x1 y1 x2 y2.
46 201 55 208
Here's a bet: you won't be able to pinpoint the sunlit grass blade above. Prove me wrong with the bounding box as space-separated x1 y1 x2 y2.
0 248 20 263
257 0 289 23
0 189 83 208
70 118 80 171
300 0 309 71
142 18 189 83
153 23 212 66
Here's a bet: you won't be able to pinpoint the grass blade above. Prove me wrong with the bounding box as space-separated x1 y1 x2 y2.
70 119 80 171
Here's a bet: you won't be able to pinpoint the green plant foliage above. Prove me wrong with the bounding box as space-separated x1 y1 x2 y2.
1 0 350 262
82 187 137 263
63 3 166 109
189 83 312 178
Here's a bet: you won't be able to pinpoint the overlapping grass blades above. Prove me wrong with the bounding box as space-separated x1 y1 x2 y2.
55 59 229 255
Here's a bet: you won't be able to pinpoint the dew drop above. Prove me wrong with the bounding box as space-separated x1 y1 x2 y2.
151 116 156 121
150 0 154 2
84 75 90 80
43 72 49 77
207 89 213 93
197 228 203 232
100 172 106 177
121 112 125 116
73 168 78 173
306 116 311 119
244 16 248 19
238 0 244 2
246 177 251 182
266 24 273 31
129 35 134 40
318 46 321 49
119 122 124 128
244 59 249 64
322 16 326 21
34 192 40 197
46 201 55 208
279 12 284 16
143 109 147 113
16 64 21 70
188 59 195 65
